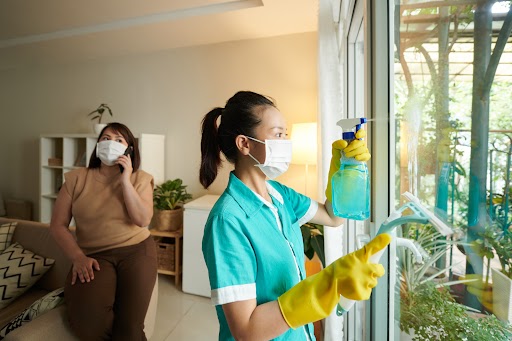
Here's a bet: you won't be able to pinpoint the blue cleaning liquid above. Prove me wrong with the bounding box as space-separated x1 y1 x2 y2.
331 155 370 220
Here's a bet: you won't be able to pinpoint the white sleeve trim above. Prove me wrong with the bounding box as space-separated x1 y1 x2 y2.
210 283 256 306
297 200 318 226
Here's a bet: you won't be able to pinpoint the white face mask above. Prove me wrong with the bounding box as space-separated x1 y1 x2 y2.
247 136 292 179
96 140 127 166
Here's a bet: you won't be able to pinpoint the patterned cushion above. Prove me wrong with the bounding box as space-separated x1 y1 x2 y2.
0 243 55 310
0 223 16 253
0 287 64 340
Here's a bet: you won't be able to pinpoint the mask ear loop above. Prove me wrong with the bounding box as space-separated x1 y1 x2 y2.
246 136 265 144
248 153 262 166
245 136 267 167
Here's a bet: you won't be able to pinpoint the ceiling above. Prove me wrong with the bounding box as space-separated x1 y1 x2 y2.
0 0 318 70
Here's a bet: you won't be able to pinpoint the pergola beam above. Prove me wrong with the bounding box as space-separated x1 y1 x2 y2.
400 0 478 10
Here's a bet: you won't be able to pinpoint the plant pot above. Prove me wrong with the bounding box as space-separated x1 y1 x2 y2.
93 123 107 135
492 267 512 323
305 254 323 277
152 208 183 231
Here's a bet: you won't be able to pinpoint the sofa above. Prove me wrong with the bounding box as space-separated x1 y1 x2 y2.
0 217 158 340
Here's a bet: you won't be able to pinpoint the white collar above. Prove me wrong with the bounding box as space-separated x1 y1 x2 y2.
266 182 284 204
251 181 284 207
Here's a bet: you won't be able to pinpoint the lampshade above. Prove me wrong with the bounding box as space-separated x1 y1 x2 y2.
291 122 317 165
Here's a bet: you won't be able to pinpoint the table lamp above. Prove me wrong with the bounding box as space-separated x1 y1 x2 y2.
291 122 318 195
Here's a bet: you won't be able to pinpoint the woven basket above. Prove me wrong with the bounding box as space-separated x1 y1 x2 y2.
152 208 183 231
157 241 175 272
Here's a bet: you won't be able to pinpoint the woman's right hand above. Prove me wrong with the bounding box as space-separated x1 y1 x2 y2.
71 255 100 285
277 234 390 328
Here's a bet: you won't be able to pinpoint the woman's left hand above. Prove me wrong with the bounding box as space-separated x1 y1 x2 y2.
117 154 133 181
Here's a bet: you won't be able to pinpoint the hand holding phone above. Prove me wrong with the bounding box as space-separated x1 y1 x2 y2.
119 146 133 173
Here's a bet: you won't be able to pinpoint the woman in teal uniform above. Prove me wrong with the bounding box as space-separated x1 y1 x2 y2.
200 91 390 340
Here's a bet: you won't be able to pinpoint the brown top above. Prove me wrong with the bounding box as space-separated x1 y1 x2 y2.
64 167 153 255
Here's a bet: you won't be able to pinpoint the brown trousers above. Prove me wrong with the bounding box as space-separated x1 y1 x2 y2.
65 236 157 341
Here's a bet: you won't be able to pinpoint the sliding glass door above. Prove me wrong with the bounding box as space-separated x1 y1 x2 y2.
389 1 512 340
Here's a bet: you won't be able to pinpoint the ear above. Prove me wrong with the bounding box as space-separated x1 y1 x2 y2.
235 135 251 156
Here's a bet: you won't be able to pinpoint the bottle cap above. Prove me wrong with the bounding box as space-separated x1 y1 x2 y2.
342 132 355 140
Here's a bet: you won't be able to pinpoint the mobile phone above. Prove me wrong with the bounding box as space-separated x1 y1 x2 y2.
120 146 133 173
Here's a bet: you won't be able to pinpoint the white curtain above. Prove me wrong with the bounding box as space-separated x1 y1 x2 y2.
317 0 345 340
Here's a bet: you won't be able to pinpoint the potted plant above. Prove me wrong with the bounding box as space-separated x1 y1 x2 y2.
300 222 325 341
476 224 512 323
398 225 472 339
397 225 512 340
152 179 192 231
88 103 113 134
400 281 512 341
301 222 325 268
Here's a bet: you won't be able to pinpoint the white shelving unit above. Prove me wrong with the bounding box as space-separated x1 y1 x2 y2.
39 133 165 223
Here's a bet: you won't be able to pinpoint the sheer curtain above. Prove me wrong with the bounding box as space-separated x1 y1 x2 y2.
317 0 345 339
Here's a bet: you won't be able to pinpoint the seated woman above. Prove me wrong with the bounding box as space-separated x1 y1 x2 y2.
50 122 157 341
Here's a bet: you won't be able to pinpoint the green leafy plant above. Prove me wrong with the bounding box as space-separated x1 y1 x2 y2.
399 224 461 295
476 224 512 279
300 223 325 267
400 282 512 341
88 103 113 124
398 224 512 340
153 179 192 210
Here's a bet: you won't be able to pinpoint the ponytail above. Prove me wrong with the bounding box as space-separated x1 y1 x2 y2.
200 107 223 189
199 91 276 189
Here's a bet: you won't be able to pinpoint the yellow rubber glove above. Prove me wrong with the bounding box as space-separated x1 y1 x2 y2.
462 274 493 312
278 233 391 329
325 128 371 201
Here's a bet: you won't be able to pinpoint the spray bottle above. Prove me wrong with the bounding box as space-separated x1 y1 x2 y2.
331 117 370 220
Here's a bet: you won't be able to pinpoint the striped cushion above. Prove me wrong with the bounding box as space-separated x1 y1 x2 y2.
0 287 64 339
0 243 55 309
0 223 16 253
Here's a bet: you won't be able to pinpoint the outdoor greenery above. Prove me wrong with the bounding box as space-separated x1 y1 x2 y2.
399 224 512 340
398 225 456 295
475 224 512 279
395 0 512 315
400 282 512 341
153 179 192 210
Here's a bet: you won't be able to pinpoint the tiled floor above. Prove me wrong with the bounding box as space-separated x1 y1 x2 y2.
149 275 219 341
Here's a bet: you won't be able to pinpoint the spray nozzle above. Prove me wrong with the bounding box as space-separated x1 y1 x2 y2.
336 118 367 141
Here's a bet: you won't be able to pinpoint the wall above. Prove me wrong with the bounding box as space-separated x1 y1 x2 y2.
0 32 318 220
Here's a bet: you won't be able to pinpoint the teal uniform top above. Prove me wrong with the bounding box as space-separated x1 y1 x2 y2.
202 172 318 341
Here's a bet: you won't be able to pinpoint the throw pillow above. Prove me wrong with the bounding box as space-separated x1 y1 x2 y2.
0 287 64 340
0 243 55 310
0 222 17 253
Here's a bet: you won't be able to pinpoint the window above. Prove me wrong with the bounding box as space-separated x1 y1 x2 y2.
392 1 512 339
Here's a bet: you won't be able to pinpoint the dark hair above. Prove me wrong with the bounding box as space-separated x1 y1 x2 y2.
88 122 140 171
199 91 276 189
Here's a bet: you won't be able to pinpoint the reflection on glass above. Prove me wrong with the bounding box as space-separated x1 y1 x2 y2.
393 1 512 340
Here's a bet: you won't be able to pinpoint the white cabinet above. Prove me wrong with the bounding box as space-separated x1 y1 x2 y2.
39 133 165 223
183 194 220 297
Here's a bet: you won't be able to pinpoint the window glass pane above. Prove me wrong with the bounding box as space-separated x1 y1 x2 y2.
392 1 512 339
